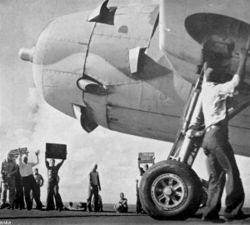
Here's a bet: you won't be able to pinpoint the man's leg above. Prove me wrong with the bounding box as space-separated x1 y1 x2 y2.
16 178 25 209
19 179 25 209
31 179 42 209
93 187 99 212
23 177 32 210
8 178 16 209
214 142 245 217
1 182 8 208
202 151 226 219
136 193 142 213
46 181 55 210
37 186 41 201
86 187 93 212
53 183 63 210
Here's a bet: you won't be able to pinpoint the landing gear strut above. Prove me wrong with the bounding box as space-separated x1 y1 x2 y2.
139 68 206 219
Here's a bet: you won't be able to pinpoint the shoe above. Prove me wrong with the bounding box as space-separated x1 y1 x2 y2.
0 204 6 209
87 208 92 212
202 215 225 223
223 211 248 220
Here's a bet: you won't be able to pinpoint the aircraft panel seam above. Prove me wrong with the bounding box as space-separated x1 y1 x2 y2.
229 124 250 130
83 23 97 73
106 104 181 119
43 69 82 77
92 32 149 42
44 36 89 45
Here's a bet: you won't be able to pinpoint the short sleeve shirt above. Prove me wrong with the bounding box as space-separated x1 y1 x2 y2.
19 162 36 177
201 75 239 128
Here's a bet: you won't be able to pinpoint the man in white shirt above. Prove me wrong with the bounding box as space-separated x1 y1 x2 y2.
19 149 43 210
200 36 249 221
87 163 101 212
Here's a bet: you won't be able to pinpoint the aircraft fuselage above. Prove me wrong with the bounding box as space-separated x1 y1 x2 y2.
19 0 250 156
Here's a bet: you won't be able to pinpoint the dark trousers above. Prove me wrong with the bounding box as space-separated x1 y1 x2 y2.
31 183 41 208
46 179 63 210
15 178 25 209
87 185 99 212
202 125 245 218
22 175 42 210
136 187 143 213
136 195 142 213
36 184 41 200
1 177 16 208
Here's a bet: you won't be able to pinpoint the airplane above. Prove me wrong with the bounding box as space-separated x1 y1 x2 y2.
19 0 250 220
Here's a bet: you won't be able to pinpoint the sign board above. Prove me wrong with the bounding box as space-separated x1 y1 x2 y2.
8 147 28 159
138 152 155 164
46 143 67 160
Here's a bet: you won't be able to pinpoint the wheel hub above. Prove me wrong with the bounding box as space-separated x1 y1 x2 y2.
151 173 187 211
163 186 172 196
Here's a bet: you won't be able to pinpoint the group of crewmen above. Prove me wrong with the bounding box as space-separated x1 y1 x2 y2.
0 149 64 211
0 151 128 213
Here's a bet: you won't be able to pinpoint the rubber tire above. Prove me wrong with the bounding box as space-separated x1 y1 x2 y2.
139 160 203 220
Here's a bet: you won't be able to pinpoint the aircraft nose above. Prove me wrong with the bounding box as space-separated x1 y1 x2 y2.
18 47 35 62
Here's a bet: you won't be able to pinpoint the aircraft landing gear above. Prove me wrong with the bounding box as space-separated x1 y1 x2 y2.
139 67 206 219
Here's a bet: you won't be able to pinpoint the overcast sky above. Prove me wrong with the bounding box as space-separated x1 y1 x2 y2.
0 0 250 207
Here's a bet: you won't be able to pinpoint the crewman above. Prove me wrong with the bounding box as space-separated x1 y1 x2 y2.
136 163 148 214
200 36 250 221
87 163 101 212
19 149 43 210
32 168 44 209
45 158 64 211
114 192 128 213
1 153 18 209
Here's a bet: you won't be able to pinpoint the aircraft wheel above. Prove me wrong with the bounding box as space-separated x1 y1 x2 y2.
139 160 203 220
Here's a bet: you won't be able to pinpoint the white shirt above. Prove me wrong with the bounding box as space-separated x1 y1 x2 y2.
201 74 239 128
19 163 37 177
19 155 38 177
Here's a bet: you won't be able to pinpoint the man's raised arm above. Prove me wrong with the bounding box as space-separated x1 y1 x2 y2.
33 150 40 166
18 148 23 166
45 158 49 169
234 38 250 88
57 159 64 169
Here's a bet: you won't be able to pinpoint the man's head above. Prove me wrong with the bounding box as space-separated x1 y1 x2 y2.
50 159 55 167
22 155 28 164
202 35 235 83
7 153 14 162
34 168 38 175
120 192 124 199
93 163 98 171
144 164 149 171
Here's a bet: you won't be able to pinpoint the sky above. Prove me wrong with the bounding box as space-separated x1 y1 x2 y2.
0 0 250 207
